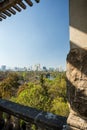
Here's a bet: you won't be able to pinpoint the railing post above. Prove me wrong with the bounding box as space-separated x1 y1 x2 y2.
26 122 32 130
4 113 13 130
21 121 26 130
0 96 5 129
0 96 3 119
13 117 20 130
0 109 3 120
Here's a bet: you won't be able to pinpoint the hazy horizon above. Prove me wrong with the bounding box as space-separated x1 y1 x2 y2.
0 0 69 69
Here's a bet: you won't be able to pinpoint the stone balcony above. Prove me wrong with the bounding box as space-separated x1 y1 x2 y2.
0 98 67 130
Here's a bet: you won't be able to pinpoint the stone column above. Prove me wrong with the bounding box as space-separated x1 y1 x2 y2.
67 0 87 129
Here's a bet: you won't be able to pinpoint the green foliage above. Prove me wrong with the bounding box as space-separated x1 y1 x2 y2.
1 71 69 117
40 74 45 86
51 97 69 116
45 73 67 101
13 83 51 112
0 72 20 99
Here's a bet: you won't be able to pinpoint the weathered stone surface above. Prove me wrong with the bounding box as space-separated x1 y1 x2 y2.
67 48 87 130
67 109 87 130
0 98 67 130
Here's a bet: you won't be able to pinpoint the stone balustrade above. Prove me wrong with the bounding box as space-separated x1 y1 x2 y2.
0 98 67 130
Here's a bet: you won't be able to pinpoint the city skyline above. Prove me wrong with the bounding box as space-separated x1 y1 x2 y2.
0 0 69 69
0 64 65 71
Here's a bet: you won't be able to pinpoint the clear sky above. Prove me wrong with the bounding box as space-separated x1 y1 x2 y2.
0 0 69 69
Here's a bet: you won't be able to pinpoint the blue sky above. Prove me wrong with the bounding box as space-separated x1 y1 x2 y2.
0 0 69 69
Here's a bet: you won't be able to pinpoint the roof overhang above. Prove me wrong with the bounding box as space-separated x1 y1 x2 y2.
0 0 40 21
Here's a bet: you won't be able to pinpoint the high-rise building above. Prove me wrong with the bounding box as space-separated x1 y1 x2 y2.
42 66 47 71
1 65 6 71
33 64 41 71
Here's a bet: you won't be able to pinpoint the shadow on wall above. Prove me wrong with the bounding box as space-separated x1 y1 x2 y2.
67 42 87 74
66 42 87 118
66 78 87 117
70 0 87 33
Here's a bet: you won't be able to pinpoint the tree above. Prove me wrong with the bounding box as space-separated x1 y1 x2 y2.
0 72 20 99
12 83 51 112
51 97 69 117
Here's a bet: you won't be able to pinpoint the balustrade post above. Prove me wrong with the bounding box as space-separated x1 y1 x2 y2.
0 96 5 129
26 122 32 130
0 110 3 119
0 96 3 119
21 121 26 130
13 117 20 130
37 127 42 130
4 113 13 130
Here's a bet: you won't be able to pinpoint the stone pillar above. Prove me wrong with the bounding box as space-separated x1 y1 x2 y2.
67 0 87 129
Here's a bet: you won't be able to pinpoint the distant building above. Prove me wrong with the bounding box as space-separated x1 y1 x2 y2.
42 66 47 71
55 67 59 72
59 66 63 72
48 67 55 72
14 67 19 71
33 64 41 71
1 65 6 71
23 67 27 71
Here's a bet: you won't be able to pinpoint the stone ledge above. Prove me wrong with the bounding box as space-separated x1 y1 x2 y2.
0 99 67 130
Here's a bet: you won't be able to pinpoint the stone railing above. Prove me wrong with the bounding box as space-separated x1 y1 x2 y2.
0 98 67 130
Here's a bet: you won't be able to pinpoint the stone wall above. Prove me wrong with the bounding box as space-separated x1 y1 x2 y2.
67 48 87 130
67 0 87 129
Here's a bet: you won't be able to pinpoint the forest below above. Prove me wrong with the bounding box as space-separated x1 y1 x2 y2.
0 71 69 117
